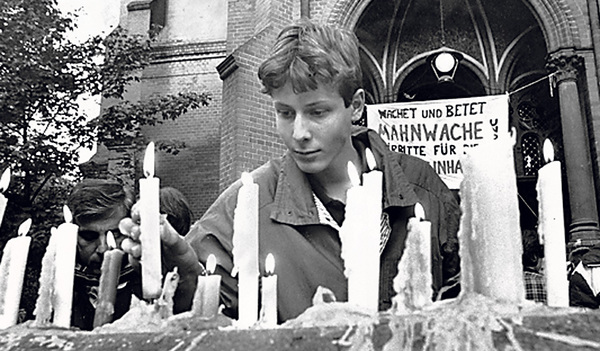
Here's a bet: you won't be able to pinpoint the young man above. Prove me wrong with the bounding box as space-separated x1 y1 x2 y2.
122 19 460 323
67 179 140 330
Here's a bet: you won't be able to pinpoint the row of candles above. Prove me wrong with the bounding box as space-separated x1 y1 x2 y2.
0 135 569 330
0 143 277 329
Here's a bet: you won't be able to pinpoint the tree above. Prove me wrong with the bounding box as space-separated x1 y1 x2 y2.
0 0 209 223
0 0 210 320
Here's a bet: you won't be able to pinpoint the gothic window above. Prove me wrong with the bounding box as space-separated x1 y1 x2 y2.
521 133 542 176
150 0 166 29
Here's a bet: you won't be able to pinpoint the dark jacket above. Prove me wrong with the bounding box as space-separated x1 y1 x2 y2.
186 126 460 322
569 244 600 309
71 263 141 330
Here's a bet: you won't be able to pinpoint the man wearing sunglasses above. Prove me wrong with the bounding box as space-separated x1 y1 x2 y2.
66 178 139 330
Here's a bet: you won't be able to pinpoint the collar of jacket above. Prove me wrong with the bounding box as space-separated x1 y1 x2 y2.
270 126 419 226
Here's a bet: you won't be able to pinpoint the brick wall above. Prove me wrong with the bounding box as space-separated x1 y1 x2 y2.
217 0 301 190
140 41 226 219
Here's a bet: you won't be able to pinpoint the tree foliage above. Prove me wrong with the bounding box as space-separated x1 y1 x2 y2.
0 0 211 319
0 0 210 225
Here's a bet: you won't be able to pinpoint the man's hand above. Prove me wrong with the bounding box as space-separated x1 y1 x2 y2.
119 203 202 312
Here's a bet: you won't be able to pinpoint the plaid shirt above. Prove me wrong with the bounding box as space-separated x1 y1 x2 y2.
524 270 547 304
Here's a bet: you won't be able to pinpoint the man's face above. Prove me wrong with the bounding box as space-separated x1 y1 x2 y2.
76 207 128 274
272 82 364 177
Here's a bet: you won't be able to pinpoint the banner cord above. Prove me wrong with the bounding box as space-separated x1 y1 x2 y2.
518 193 538 219
508 72 557 97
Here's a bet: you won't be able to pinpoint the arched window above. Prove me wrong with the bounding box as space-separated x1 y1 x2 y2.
521 132 542 176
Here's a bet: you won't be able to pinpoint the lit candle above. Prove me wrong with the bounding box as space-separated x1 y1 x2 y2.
192 254 221 318
139 141 162 299
232 172 259 327
53 205 78 328
34 227 58 325
537 139 569 307
339 148 382 313
93 231 125 328
393 203 432 313
0 218 32 329
458 136 525 303
0 168 10 228
260 253 277 327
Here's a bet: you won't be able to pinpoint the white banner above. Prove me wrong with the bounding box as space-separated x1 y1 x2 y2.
366 94 510 189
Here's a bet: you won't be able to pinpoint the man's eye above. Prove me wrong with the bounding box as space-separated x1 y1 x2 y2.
276 110 294 119
310 109 328 117
78 230 100 241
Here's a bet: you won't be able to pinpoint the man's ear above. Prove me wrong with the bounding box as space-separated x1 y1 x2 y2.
350 89 365 123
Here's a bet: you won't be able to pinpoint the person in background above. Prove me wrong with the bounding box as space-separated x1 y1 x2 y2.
160 186 193 236
521 229 546 304
569 243 600 309
67 178 140 330
120 19 461 323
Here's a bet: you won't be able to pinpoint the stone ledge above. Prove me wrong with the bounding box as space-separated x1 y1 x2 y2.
2 308 599 350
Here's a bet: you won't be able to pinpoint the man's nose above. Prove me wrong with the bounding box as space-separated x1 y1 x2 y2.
96 234 108 254
292 115 311 141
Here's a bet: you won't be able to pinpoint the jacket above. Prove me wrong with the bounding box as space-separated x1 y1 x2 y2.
185 126 460 322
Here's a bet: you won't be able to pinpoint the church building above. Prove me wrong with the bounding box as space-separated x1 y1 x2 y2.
101 0 600 249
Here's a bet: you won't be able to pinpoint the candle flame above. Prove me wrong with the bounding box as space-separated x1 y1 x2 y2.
414 203 425 220
143 142 155 178
206 254 217 274
63 205 73 223
365 148 377 171
266 253 275 275
107 231 117 250
18 218 32 236
0 168 10 193
241 172 253 186
347 162 360 187
543 139 554 163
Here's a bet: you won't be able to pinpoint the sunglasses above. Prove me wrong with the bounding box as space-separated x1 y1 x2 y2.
77 228 122 242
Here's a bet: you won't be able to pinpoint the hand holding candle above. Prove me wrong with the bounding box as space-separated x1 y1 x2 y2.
537 139 569 307
0 168 10 228
192 254 222 318
93 231 125 328
0 218 32 329
260 253 278 327
139 141 162 299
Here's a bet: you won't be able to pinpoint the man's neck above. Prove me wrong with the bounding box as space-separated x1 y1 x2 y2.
308 146 363 204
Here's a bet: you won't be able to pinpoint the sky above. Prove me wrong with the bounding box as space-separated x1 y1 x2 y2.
56 0 121 42
55 0 121 163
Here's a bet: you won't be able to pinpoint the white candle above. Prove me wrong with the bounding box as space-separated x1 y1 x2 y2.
339 148 382 313
93 231 124 328
232 172 259 327
192 254 221 318
393 203 432 313
260 253 277 327
139 141 162 299
458 135 525 303
0 168 10 228
0 218 32 329
537 139 569 307
53 205 78 328
34 227 58 325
